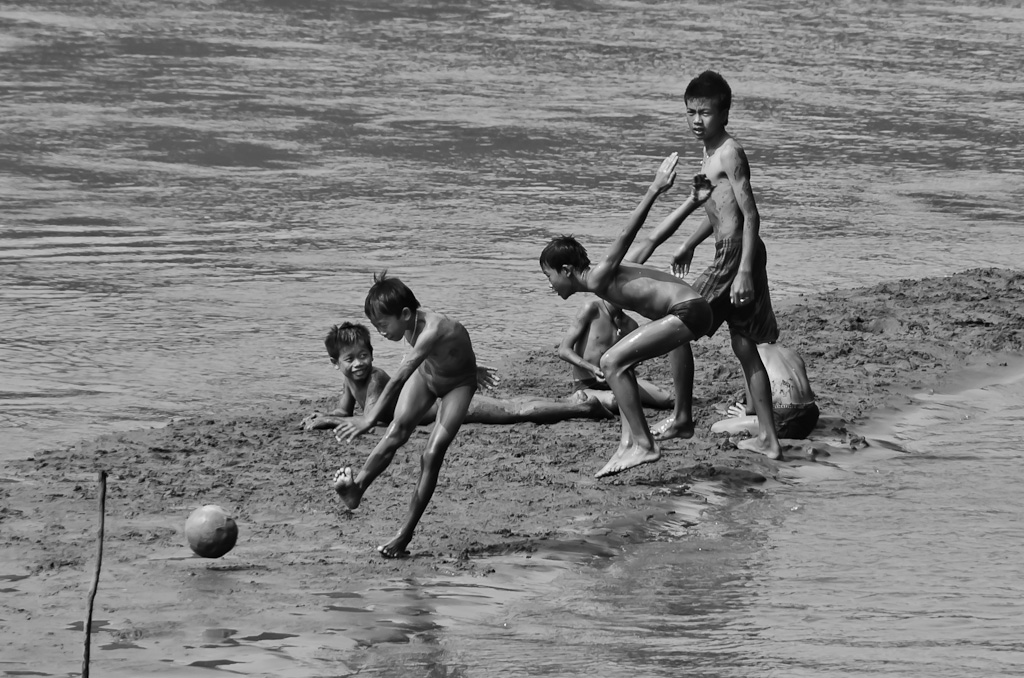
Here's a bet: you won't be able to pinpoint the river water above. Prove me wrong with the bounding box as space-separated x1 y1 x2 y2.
2 1 1023 676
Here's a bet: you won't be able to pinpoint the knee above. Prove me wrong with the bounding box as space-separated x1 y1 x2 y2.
599 352 628 378
384 420 415 445
730 334 761 364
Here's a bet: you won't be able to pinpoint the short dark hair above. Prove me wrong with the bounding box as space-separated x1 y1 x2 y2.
364 270 420 320
540 235 590 271
325 322 372 363
684 70 732 113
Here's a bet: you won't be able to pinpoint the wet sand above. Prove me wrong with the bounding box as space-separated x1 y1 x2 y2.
2 268 1022 674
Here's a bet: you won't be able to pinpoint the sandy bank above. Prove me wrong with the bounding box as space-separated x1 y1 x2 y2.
1 268 1022 671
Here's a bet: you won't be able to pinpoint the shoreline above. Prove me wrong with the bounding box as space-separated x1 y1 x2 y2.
2 268 1023 671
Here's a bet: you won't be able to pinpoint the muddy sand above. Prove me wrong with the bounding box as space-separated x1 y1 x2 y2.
2 268 1023 675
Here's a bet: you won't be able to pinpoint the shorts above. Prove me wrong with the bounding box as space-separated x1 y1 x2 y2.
774 402 820 439
693 237 779 344
666 298 713 338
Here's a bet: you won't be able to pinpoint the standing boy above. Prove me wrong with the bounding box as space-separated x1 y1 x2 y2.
332 272 479 558
539 153 713 478
628 70 783 459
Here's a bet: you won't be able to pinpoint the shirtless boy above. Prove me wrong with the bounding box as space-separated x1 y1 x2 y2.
711 343 819 440
539 153 713 478
557 298 673 414
332 272 480 558
303 321 609 431
627 70 784 459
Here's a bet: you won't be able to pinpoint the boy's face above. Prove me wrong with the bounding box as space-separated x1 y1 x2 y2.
332 342 373 384
685 97 728 142
542 264 574 299
368 310 410 342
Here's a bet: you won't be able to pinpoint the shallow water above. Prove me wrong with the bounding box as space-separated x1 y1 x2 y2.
2 0 1024 456
22 370 1020 677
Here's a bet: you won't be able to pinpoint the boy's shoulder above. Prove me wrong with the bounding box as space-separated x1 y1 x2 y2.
423 307 468 333
577 297 607 315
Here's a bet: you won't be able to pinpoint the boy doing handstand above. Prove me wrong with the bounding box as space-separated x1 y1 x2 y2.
304 321 609 430
540 153 714 478
332 272 478 558
627 70 784 459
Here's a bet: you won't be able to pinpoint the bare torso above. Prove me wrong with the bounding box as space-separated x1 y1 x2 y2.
761 344 815 407
410 309 477 394
598 262 702 321
576 300 629 365
700 136 746 241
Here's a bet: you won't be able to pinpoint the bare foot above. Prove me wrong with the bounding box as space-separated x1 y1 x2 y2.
378 534 412 559
736 436 783 460
651 418 695 441
332 467 363 509
595 442 661 478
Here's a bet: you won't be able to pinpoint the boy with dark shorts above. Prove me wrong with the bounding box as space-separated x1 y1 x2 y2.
627 70 783 459
539 153 714 478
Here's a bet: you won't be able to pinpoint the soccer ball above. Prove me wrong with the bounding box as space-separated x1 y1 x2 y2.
185 505 238 558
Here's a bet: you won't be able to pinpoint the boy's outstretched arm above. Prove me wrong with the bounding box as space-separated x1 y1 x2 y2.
334 328 440 442
589 153 678 292
671 216 713 277
557 301 604 380
627 173 713 265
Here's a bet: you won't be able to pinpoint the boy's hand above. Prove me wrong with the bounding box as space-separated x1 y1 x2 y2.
730 272 755 307
334 417 373 443
691 173 713 205
671 246 694 277
476 364 499 390
726 402 748 418
650 152 678 195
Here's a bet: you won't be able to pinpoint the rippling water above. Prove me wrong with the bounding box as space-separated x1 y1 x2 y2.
2 2 1024 675
2 0 1023 456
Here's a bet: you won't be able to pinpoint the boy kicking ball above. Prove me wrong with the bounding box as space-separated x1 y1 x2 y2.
332 271 479 558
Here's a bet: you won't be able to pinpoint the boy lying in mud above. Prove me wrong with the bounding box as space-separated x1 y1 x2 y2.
540 153 713 478
302 322 612 431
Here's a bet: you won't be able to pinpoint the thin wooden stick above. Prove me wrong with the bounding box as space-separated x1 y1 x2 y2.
82 470 107 678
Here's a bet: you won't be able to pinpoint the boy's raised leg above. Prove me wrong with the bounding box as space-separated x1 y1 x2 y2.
595 317 694 477
334 372 436 509
379 383 475 558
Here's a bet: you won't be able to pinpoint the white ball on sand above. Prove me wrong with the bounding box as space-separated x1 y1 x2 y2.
185 505 238 558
